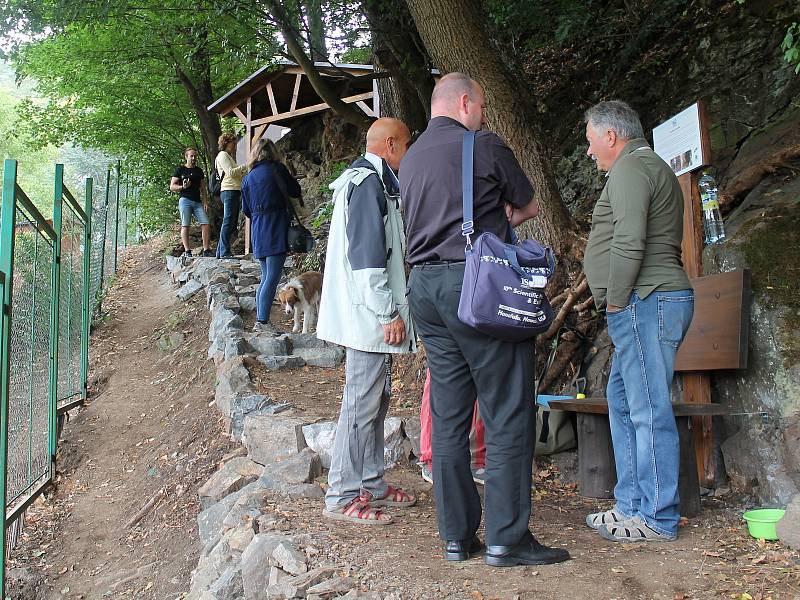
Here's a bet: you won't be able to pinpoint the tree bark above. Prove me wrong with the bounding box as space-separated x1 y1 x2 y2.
404 0 577 252
362 0 434 134
262 0 373 130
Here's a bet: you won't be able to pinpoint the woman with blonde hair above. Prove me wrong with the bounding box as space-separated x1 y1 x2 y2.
214 132 248 258
241 139 302 333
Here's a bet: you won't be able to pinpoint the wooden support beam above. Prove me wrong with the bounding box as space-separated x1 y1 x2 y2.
290 74 302 112
266 82 278 116
232 106 247 124
250 92 374 127
251 124 268 150
356 101 375 117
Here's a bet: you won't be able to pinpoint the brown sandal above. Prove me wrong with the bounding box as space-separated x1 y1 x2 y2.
367 485 416 508
322 496 393 526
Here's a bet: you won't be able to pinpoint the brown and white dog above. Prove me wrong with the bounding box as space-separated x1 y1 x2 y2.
276 271 322 333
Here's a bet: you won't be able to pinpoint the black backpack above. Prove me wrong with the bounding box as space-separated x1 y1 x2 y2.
209 167 224 197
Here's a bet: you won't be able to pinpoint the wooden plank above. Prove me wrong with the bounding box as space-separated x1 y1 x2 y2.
577 413 616 498
250 124 268 151
356 100 375 117
266 82 278 116
548 399 728 417
245 98 252 160
675 270 750 371
679 172 704 278
250 92 374 127
232 106 247 124
290 74 302 112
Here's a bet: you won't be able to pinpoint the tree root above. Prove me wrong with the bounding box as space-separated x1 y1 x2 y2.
543 276 588 340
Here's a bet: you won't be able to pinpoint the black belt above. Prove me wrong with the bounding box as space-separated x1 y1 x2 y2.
414 259 466 267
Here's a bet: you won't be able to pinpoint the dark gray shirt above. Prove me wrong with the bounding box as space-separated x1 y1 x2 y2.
399 117 534 265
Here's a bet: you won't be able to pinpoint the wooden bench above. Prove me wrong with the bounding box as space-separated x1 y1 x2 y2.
549 398 728 517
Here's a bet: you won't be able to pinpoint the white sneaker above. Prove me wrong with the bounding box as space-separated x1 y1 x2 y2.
586 507 627 530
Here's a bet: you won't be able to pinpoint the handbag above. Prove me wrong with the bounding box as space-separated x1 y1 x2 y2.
274 166 315 253
456 131 556 342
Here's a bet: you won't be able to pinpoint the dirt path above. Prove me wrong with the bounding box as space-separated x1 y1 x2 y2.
7 240 800 600
9 240 237 599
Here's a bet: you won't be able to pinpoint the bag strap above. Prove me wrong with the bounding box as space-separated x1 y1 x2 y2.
461 131 476 252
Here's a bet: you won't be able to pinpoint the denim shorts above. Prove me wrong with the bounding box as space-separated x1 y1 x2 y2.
178 197 209 226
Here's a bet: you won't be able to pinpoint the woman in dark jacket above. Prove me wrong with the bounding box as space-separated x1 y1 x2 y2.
241 139 301 333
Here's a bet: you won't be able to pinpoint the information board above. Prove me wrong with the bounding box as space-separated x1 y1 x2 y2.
652 102 705 177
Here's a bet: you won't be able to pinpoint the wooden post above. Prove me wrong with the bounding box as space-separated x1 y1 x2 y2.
678 100 714 489
577 413 616 498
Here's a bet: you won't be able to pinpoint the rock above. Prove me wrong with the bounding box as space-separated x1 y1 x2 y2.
777 494 800 549
306 576 355 599
236 284 258 295
403 416 421 458
258 355 307 371
157 331 186 351
227 523 256 553
193 259 228 285
215 356 255 415
198 458 261 510
209 308 243 343
241 534 293 600
264 448 323 484
240 296 257 312
266 567 335 599
301 422 337 469
177 278 204 301
165 255 184 274
383 417 407 468
208 272 233 287
227 393 292 441
290 333 329 350
235 274 260 287
189 537 239 596
257 474 325 499
224 335 250 361
293 346 345 368
721 425 800 505
205 566 243 600
243 415 308 465
207 282 234 310
246 333 290 357
221 502 261 532
197 482 262 546
272 540 308 575
337 591 383 600
269 566 293 586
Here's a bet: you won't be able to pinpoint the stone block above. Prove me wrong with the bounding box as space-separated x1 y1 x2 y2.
197 482 261 546
224 336 249 361
266 567 335 600
301 422 337 469
293 347 345 368
236 284 258 295
177 278 203 301
241 534 293 600
239 296 257 312
205 566 243 600
290 333 328 350
306 576 355 599
258 355 306 371
226 523 255 553
189 537 239 596
198 460 260 510
403 416 421 458
245 333 290 357
208 272 233 287
272 540 308 575
777 494 800 550
165 255 183 274
263 448 322 485
228 394 292 441
269 566 292 587
209 308 243 343
215 356 255 416
243 415 308 465
235 274 260 287
383 417 407 468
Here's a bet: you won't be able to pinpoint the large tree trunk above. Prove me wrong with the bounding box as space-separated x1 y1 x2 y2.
362 0 434 135
404 0 577 253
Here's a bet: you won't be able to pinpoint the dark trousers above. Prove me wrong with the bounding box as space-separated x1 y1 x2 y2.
408 262 535 546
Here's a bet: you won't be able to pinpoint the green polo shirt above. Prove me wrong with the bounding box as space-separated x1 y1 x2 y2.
584 138 691 309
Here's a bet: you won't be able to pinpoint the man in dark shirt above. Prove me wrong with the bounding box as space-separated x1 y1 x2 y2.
400 72 569 567
170 148 212 257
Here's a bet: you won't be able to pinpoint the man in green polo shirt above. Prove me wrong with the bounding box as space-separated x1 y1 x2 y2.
583 100 694 542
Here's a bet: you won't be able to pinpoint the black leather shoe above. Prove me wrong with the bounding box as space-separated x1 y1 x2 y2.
443 535 485 561
485 533 570 567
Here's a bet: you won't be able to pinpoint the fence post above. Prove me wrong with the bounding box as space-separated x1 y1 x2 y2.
49 165 63 461
0 159 19 598
123 175 129 249
98 168 110 300
113 160 121 273
80 178 92 402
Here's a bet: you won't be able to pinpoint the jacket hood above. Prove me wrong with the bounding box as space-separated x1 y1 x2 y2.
328 156 397 201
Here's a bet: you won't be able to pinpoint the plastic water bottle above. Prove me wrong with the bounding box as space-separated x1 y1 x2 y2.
698 170 726 245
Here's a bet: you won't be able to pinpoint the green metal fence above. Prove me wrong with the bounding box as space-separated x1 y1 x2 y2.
0 159 136 595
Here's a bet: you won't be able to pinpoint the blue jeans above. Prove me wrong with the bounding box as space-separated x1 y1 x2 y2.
257 253 286 323
178 197 209 226
606 289 694 536
216 190 241 257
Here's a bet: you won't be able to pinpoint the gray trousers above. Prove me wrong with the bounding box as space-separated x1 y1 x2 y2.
325 348 391 511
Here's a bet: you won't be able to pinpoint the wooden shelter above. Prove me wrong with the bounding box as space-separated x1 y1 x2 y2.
208 61 380 157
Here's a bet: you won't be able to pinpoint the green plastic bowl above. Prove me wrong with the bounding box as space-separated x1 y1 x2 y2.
743 508 785 540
